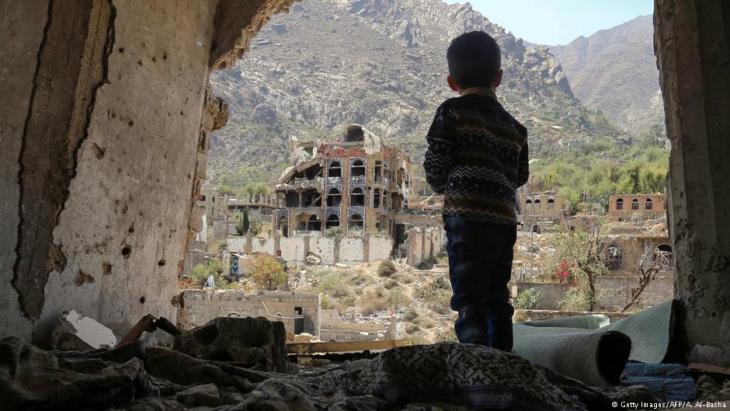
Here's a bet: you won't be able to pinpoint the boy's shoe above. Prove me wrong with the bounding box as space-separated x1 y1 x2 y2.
454 307 487 345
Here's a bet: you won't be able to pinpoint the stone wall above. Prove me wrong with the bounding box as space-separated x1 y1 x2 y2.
655 0 730 364
514 275 674 311
0 0 295 341
178 289 319 339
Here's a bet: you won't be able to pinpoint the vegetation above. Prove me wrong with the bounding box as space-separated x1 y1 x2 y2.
247 254 287 290
188 260 235 290
530 136 669 212
513 288 542 310
377 260 397 277
216 167 271 200
546 222 609 311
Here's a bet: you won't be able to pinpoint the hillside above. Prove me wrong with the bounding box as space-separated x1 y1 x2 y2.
208 0 621 184
550 15 664 133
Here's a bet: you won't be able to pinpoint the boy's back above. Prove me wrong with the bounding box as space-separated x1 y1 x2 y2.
423 31 528 351
424 91 528 224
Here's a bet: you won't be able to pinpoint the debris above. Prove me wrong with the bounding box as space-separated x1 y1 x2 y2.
51 310 116 351
173 317 289 372
118 315 181 347
176 383 221 407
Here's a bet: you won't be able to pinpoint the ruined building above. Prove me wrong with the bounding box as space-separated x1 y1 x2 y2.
0 0 729 379
608 193 667 220
274 124 410 237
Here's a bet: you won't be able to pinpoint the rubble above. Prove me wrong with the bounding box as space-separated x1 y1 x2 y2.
0 332 658 411
173 317 289 372
50 310 117 351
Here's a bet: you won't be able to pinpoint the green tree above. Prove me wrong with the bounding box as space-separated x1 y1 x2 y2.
248 254 287 290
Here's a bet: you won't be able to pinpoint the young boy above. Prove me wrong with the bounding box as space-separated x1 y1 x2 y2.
424 31 529 351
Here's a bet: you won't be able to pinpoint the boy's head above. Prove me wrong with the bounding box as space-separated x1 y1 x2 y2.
447 31 502 92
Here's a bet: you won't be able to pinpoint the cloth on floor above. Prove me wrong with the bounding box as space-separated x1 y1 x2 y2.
621 362 697 402
513 299 679 387
513 325 632 386
0 337 656 411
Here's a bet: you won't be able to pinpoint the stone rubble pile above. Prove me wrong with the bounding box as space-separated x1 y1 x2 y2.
0 314 660 410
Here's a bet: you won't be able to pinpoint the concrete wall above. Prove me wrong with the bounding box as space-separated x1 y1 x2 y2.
310 237 336 265
280 237 306 262
0 0 295 341
514 275 674 311
339 237 364 263
178 289 319 339
369 236 392 261
251 236 276 255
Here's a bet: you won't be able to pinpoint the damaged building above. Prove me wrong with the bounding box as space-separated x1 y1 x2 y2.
274 124 410 237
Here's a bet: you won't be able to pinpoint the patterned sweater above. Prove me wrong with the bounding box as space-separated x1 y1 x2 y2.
423 91 529 224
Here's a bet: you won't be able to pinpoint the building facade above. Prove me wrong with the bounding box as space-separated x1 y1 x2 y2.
517 189 570 220
274 125 410 237
608 194 667 220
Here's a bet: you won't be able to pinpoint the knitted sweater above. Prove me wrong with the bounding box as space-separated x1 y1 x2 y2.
423 91 529 224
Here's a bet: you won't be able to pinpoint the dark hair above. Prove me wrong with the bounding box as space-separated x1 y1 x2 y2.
447 31 501 88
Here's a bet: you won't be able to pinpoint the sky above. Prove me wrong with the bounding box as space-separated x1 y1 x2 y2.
444 0 654 46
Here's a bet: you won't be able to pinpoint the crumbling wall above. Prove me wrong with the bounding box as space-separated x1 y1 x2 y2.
339 237 364 263
655 0 730 364
369 236 393 261
280 237 306 262
178 289 320 338
0 0 295 341
310 237 336 264
251 236 276 254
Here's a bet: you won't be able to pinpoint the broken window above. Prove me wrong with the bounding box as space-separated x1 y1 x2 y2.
645 198 653 210
374 161 382 182
328 161 341 178
616 198 624 210
606 244 624 270
547 198 555 210
349 214 363 229
285 191 299 207
327 188 341 206
654 243 673 268
307 215 321 231
301 189 321 207
351 159 365 178
374 189 381 208
351 187 365 206
526 199 532 211
326 214 340 228
534 199 541 209
279 217 288 237
631 198 639 210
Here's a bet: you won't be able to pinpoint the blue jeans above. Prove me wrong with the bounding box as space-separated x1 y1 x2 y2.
445 216 516 351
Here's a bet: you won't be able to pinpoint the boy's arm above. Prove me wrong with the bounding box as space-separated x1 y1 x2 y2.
517 139 529 188
423 104 455 194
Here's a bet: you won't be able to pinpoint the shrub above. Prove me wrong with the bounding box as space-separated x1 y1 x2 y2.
513 288 542 310
416 257 437 270
247 254 287 290
405 324 420 334
560 287 593 311
404 309 419 322
377 260 397 277
383 279 398 290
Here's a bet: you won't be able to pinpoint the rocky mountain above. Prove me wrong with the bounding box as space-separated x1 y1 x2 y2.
209 0 620 182
550 15 664 133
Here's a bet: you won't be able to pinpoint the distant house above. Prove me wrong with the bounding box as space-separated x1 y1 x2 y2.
608 194 667 220
517 188 570 220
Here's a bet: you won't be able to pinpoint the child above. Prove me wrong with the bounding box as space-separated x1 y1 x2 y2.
423 31 529 350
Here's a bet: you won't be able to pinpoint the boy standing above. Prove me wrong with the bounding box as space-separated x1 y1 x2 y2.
423 31 529 351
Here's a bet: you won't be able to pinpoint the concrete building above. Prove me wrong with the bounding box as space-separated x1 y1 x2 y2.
604 235 674 275
178 289 320 340
518 189 570 220
274 124 410 237
608 194 667 220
